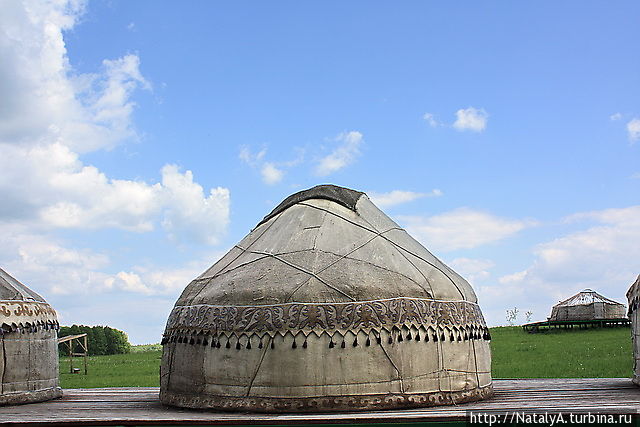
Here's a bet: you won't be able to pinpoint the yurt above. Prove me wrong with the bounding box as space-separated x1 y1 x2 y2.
0 268 61 405
628 275 640 386
161 185 492 412
548 289 626 321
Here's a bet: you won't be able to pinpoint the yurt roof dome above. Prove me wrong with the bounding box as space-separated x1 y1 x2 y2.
555 289 623 307
0 268 58 332
0 268 46 302
181 184 478 307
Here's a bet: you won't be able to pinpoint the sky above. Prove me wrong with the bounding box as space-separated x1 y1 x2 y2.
0 1 638 344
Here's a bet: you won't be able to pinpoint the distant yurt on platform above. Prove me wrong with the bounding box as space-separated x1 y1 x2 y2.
549 289 626 321
0 268 61 405
161 184 493 412
627 275 640 386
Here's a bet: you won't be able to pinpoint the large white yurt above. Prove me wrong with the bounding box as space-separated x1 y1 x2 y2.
627 275 639 386
161 185 492 412
548 289 626 321
0 268 61 405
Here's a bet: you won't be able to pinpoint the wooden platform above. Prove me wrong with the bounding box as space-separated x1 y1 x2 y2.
1 379 638 425
522 318 631 332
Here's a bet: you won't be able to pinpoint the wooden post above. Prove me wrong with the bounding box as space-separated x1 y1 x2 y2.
58 334 89 375
67 341 73 374
83 335 88 375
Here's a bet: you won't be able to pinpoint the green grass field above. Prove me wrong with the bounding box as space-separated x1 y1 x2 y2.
491 326 633 378
58 326 634 388
59 351 162 388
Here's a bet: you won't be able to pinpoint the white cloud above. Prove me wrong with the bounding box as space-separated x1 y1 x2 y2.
627 118 640 142
453 107 488 132
83 54 151 152
631 172 640 179
446 257 533 325
8 231 108 273
111 251 225 297
368 189 442 209
0 0 84 145
0 0 229 245
532 208 639 287
239 146 266 166
0 1 150 154
0 225 112 296
498 270 528 284
315 131 363 176
0 1 233 344
610 113 622 121
449 258 494 285
239 146 303 185
0 223 225 298
108 271 153 295
492 205 640 325
160 165 230 245
423 113 441 127
399 208 535 252
261 162 284 185
0 143 229 243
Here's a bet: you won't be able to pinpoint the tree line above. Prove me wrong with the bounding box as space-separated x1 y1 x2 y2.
58 325 131 356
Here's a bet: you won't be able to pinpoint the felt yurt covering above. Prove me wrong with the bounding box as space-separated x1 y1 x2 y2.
548 289 626 321
0 268 61 405
628 275 640 386
161 185 492 412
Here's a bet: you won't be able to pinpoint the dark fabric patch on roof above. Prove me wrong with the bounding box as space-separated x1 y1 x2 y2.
257 184 365 227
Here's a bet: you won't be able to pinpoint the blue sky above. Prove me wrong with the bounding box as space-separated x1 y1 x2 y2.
1 1 638 343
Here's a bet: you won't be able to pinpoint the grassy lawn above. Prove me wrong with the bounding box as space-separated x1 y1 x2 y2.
59 350 161 388
491 326 633 378
58 326 634 388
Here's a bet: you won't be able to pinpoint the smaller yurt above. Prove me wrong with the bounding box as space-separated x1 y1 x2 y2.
627 275 640 386
0 268 61 405
549 289 626 321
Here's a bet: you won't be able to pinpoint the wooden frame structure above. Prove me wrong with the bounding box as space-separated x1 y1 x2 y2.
57 333 88 375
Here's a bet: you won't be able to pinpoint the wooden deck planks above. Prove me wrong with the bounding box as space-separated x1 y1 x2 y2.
0 379 638 425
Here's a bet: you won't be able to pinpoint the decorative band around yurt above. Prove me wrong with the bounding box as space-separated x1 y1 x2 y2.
0 300 59 334
163 297 491 348
160 384 495 413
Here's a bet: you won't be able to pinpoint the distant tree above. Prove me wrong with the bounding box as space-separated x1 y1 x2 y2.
91 326 108 355
525 311 533 323
506 307 519 326
58 325 131 356
104 326 131 355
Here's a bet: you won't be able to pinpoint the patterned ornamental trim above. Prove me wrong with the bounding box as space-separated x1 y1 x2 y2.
0 300 59 334
165 298 486 336
163 325 491 349
160 384 494 412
